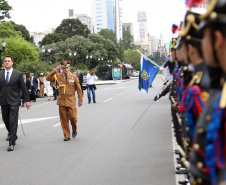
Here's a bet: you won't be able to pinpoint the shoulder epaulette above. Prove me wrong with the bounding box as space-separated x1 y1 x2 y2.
189 71 203 86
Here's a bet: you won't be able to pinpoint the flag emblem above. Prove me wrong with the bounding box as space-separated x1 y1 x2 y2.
141 70 150 81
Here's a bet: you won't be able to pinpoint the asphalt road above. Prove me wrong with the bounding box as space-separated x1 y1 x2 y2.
0 75 176 185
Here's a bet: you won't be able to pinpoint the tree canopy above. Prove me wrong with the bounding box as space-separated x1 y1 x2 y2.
55 18 90 38
39 33 68 46
10 21 34 43
99 29 117 44
2 37 40 67
123 49 140 71
122 30 134 50
0 0 12 22
0 22 22 38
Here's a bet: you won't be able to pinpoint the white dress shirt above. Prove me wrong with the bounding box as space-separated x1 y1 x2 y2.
31 77 33 86
5 68 13 82
87 73 98 85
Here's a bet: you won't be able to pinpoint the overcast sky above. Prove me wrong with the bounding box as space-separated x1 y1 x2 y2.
8 0 186 42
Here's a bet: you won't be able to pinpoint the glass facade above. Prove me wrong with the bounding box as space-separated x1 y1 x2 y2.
106 0 115 31
95 0 116 33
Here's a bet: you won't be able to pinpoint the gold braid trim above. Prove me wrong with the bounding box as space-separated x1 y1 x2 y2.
220 81 226 109
180 14 199 37
199 0 217 20
54 74 66 94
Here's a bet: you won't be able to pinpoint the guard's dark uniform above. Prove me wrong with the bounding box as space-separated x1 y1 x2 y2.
188 1 226 184
189 67 224 185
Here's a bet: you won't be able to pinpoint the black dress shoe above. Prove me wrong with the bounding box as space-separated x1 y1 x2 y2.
176 166 181 170
174 150 180 154
93 101 96 103
175 169 187 174
178 179 189 184
72 131 77 138
7 145 14 151
88 101 91 104
64 138 70 141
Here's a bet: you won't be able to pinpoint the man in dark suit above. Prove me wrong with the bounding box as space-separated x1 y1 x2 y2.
76 68 83 95
21 73 31 107
29 72 38 102
0 55 31 151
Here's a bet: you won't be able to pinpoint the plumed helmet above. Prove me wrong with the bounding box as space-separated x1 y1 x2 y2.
199 0 226 30
180 10 204 42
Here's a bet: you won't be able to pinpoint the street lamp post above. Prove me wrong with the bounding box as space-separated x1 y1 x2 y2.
69 51 77 66
0 40 6 69
42 46 51 63
86 55 92 72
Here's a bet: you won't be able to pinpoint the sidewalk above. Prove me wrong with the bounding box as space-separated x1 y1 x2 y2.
95 77 138 85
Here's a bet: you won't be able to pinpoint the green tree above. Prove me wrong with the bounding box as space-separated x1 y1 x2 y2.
0 0 12 22
2 37 39 67
122 30 134 50
99 29 117 44
39 33 68 46
88 33 118 62
116 39 124 62
55 18 90 38
0 21 22 38
10 21 34 43
15 60 54 77
123 49 141 71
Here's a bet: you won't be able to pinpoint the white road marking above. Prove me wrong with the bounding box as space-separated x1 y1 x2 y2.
0 116 59 129
104 98 113 102
53 123 61 127
20 102 52 110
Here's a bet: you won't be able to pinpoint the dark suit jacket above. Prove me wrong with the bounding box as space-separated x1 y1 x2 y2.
77 72 83 86
0 69 30 106
30 76 38 89
25 78 31 91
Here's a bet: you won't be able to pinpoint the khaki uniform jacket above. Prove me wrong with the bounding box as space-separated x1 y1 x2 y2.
46 71 83 107
39 77 44 84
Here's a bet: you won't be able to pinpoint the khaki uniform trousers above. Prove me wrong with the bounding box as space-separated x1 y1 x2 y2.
40 84 44 97
59 105 77 138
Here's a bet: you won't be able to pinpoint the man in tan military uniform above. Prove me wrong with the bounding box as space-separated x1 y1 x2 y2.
39 73 45 97
46 61 83 141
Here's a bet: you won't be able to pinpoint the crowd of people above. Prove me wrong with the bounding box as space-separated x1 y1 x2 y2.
0 53 99 151
154 0 226 184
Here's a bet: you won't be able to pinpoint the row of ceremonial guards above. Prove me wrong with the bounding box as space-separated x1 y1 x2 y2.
154 1 226 185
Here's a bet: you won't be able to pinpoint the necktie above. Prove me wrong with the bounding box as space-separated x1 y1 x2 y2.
6 72 9 84
65 74 67 81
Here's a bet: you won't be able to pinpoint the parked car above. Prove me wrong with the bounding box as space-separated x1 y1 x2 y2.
131 71 139 77
82 76 87 90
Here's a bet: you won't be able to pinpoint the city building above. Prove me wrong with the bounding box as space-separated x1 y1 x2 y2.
148 35 158 56
137 11 148 44
69 10 93 33
31 29 55 46
92 0 122 39
122 23 134 37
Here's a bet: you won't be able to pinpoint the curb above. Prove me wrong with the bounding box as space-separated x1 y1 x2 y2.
95 77 138 85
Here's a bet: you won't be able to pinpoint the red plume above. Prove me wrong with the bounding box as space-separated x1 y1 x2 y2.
172 24 178 34
186 0 207 8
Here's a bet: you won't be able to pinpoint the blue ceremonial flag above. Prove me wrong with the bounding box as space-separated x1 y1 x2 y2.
139 56 159 93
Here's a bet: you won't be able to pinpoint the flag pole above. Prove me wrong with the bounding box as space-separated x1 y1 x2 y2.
136 49 160 69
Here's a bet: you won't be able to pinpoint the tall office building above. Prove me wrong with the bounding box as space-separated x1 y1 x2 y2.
69 10 93 33
122 23 134 37
92 0 117 34
137 11 148 44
